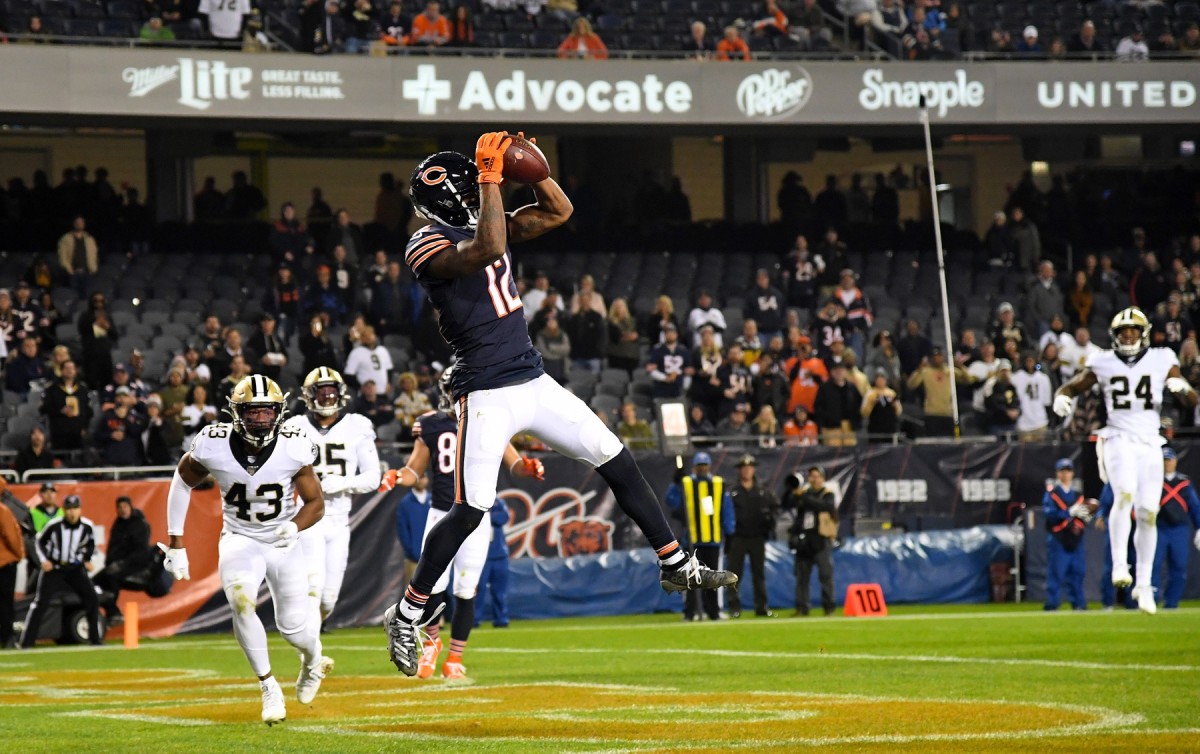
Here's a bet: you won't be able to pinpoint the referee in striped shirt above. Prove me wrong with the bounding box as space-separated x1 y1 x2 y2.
20 495 103 647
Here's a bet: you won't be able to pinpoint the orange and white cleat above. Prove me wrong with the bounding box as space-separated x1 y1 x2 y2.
416 638 442 680
441 660 467 680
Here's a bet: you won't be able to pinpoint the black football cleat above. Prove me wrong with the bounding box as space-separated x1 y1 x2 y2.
660 553 738 593
384 602 445 676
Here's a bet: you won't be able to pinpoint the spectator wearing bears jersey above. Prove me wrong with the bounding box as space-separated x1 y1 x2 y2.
645 322 689 399
745 269 786 341
1151 293 1194 353
380 0 411 44
834 269 872 363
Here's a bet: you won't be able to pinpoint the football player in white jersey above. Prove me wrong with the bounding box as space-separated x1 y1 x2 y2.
284 367 382 629
1053 307 1197 614
158 375 333 724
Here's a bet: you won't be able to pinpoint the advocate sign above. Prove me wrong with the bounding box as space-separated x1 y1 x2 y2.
1 46 1197 126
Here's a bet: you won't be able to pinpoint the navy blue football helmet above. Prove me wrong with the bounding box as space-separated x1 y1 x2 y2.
410 151 480 228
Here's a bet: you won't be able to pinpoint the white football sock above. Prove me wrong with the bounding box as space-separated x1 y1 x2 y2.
230 606 272 677
1108 505 1132 572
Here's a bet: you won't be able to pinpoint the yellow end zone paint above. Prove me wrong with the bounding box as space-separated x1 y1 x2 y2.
0 672 1143 749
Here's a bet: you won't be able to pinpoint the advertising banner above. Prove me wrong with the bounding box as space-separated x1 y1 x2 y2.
2 47 1197 126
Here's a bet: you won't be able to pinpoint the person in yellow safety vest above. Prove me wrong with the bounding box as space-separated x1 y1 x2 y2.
666 451 736 621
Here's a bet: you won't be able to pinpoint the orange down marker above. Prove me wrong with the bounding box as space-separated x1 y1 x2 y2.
843 584 888 617
123 601 139 649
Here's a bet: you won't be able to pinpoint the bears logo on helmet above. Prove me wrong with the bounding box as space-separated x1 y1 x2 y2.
1110 306 1151 362
410 152 480 229
228 374 289 446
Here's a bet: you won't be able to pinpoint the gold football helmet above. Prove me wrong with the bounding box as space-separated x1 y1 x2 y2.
302 366 349 417
1110 307 1151 361
228 374 288 446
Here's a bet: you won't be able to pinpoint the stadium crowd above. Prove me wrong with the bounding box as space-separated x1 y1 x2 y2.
1 0 1199 59
1 161 1200 472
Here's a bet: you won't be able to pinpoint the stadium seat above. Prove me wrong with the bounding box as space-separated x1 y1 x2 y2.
1 432 25 451
590 394 621 419
504 14 535 31
73 0 106 19
209 299 239 324
529 29 561 48
497 31 528 48
99 19 133 36
63 18 100 35
142 312 172 332
106 0 137 19
473 29 500 48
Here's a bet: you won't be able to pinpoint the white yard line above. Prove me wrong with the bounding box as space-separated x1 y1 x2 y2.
63 710 216 727
468 646 1200 673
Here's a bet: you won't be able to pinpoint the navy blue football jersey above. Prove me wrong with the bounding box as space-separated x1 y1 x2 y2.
646 343 689 398
414 410 459 511
406 224 544 398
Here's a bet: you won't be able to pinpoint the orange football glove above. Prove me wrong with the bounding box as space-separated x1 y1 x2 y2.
521 455 545 481
516 131 537 145
379 468 400 492
475 131 511 185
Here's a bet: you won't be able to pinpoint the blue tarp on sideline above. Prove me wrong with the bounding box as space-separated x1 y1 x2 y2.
477 525 1016 621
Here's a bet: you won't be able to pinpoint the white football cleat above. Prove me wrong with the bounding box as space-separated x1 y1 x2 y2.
1133 586 1157 615
260 676 286 725
296 656 334 704
1111 565 1133 588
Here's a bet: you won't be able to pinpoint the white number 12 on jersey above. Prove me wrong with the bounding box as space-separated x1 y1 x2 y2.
485 256 523 318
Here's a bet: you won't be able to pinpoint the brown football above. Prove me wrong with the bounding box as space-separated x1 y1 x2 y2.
503 134 551 184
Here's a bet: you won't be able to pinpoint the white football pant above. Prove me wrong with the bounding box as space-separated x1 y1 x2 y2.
456 374 624 512
219 532 323 678
300 514 351 622
1098 436 1161 588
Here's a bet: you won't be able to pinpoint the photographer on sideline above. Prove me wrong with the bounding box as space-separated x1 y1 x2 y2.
784 465 838 616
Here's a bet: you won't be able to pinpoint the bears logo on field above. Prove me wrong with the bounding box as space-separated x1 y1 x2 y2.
557 518 614 557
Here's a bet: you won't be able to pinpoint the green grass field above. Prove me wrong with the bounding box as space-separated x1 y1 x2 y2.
3 603 1199 753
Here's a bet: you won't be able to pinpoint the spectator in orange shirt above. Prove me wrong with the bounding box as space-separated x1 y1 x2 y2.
716 25 752 60
784 333 828 413
557 17 608 59
782 405 819 446
752 0 788 38
410 0 450 46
